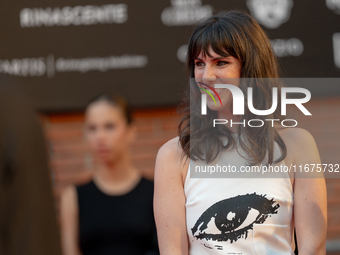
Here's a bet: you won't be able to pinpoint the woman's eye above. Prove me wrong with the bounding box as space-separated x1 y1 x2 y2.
191 193 280 247
105 123 115 130
87 125 96 132
217 61 229 66
195 61 204 67
104 123 116 131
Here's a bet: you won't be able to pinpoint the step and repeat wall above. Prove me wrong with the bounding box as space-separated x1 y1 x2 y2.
1 0 340 111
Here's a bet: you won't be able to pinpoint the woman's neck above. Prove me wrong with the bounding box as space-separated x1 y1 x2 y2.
93 153 141 195
93 152 141 192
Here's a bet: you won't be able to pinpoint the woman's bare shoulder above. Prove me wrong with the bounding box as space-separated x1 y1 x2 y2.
275 126 318 165
276 126 315 146
156 136 189 183
60 185 78 214
158 136 184 159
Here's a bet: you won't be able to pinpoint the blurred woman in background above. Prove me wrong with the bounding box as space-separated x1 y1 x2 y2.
60 93 159 255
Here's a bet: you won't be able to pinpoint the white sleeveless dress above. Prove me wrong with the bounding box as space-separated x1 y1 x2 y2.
184 134 295 255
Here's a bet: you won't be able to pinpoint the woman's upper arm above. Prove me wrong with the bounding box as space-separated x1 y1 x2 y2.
154 137 189 255
286 128 327 255
60 185 82 255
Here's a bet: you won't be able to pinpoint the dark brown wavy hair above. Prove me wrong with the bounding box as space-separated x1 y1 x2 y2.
178 10 287 166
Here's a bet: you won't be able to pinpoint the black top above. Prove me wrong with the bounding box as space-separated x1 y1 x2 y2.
76 177 159 255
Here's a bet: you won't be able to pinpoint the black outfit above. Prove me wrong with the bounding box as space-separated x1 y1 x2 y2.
0 75 62 255
76 177 159 255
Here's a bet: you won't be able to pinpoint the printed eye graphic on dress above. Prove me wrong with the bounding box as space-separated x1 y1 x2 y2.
191 193 280 244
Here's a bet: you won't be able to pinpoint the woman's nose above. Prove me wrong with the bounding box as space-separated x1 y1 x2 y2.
202 65 216 82
96 129 106 141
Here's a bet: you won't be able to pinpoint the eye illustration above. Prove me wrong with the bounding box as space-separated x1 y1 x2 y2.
191 193 280 246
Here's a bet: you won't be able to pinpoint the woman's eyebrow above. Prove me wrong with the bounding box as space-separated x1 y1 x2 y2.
195 56 231 61
212 56 231 60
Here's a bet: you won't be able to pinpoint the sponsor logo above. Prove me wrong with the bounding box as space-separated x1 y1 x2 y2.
270 38 304 57
161 0 213 26
55 55 148 73
0 54 148 78
177 44 188 62
20 4 128 27
0 57 46 77
247 0 293 29
326 0 340 14
333 33 340 68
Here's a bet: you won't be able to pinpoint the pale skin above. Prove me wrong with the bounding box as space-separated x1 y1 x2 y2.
60 101 140 255
154 47 327 255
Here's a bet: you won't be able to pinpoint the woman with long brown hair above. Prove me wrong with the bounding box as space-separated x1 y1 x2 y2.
154 10 327 254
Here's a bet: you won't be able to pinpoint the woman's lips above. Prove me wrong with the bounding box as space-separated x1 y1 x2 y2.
197 82 226 95
205 87 226 93
202 85 226 94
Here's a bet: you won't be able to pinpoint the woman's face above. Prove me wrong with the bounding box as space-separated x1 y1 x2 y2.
85 101 135 164
194 46 242 112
